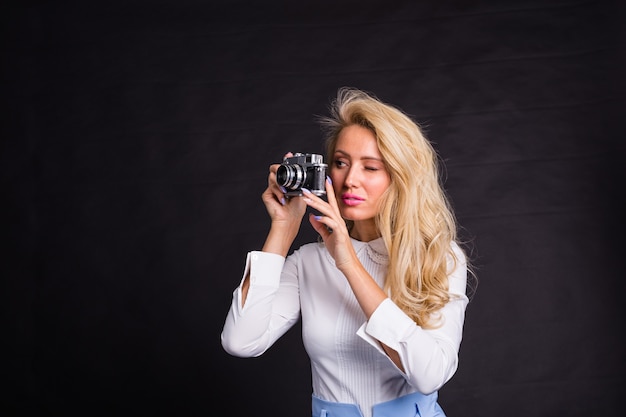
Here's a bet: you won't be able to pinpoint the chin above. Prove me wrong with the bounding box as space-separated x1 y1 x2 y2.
340 209 372 222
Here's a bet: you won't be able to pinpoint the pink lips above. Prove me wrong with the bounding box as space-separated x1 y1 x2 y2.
341 193 364 206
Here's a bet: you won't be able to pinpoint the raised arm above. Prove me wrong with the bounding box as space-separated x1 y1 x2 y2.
240 154 306 304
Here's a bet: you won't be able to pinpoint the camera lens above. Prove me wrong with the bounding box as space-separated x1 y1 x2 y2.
276 164 306 190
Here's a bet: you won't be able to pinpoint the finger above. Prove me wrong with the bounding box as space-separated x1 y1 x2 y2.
301 188 328 213
262 185 284 207
308 213 332 240
274 185 286 206
269 163 281 176
301 187 337 220
323 176 340 214
310 212 337 234
267 167 286 206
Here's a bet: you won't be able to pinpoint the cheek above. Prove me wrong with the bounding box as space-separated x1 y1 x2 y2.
372 178 392 197
329 169 342 186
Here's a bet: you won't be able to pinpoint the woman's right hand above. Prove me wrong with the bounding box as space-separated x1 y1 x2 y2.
262 152 306 231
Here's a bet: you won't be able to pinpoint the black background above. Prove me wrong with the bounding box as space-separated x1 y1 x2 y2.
3 0 625 415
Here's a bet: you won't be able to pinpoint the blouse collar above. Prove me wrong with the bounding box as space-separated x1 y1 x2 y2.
352 236 388 265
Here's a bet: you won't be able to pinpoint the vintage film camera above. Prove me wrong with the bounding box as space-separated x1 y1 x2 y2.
276 153 328 197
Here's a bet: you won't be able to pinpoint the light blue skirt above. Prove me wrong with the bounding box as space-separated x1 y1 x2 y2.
312 391 446 417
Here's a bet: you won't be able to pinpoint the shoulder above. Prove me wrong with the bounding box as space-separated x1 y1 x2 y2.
447 241 468 294
448 241 467 268
288 240 328 260
284 241 335 276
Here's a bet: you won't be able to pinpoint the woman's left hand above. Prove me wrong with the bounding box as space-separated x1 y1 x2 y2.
302 178 356 271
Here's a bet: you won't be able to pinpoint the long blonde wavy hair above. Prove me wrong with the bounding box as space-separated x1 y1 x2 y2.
319 87 464 329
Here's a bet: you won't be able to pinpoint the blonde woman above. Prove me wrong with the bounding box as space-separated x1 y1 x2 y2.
221 87 473 417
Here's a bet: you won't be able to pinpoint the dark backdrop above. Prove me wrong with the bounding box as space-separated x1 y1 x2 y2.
3 0 625 416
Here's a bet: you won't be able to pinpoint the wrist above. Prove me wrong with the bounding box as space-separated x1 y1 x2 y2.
334 250 360 274
262 222 299 257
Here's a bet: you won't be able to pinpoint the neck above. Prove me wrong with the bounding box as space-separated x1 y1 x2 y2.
350 221 380 242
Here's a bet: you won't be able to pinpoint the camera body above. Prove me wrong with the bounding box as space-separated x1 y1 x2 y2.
276 153 328 197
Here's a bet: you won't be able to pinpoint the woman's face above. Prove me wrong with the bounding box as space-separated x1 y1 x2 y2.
330 125 391 235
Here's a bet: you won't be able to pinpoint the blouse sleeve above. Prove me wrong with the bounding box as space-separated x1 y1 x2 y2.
356 243 469 394
221 250 301 357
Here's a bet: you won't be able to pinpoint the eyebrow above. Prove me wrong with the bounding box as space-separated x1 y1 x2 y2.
334 149 384 162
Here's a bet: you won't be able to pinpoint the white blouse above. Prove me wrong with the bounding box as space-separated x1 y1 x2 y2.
221 237 469 417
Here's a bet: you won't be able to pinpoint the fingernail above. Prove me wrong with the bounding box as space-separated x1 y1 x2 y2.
280 197 286 206
301 188 311 194
314 215 322 221
279 186 287 193
326 176 332 184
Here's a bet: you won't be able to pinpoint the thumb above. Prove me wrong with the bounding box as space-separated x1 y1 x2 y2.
308 213 331 240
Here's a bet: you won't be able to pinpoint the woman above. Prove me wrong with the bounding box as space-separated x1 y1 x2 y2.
221 87 472 417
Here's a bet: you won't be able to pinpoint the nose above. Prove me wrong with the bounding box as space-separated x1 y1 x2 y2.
345 166 358 188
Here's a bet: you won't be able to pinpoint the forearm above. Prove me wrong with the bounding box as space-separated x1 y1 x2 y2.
339 258 388 319
359 297 467 394
262 221 300 257
241 222 299 304
222 250 299 357
337 256 403 368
